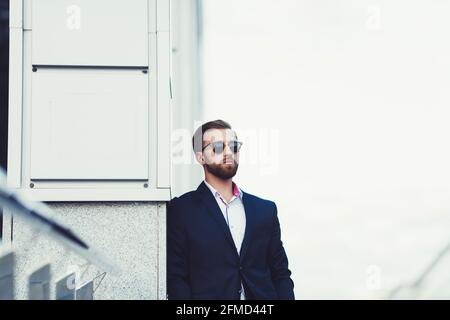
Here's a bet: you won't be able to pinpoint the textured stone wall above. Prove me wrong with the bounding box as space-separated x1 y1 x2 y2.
8 202 166 300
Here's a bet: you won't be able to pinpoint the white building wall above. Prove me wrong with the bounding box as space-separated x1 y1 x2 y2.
2 0 198 299
171 0 204 196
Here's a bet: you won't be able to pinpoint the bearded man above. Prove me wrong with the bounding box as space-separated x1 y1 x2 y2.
167 119 295 300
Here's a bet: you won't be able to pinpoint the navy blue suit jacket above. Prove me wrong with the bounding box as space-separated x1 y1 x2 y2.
167 181 295 300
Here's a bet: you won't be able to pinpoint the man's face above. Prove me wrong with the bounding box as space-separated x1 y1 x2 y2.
200 128 240 180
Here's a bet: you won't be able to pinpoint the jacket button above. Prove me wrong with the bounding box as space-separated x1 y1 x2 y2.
239 266 243 270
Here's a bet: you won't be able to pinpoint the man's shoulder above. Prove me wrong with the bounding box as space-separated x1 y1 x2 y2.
242 190 276 210
166 191 199 224
168 190 198 208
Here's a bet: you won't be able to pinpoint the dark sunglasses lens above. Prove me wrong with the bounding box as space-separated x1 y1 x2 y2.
230 142 241 153
212 142 224 154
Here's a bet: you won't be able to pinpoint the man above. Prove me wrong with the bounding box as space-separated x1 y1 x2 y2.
167 120 294 300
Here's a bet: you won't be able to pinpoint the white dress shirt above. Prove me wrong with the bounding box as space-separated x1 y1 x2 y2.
204 180 247 300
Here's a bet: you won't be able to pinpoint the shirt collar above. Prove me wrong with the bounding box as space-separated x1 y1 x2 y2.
204 180 243 201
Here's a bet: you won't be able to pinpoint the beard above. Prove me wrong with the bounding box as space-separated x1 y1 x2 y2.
205 160 239 180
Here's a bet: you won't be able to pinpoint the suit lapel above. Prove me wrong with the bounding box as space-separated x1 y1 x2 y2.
195 182 239 258
239 191 254 261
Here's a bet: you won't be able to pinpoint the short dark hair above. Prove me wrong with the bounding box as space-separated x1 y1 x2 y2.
192 119 234 152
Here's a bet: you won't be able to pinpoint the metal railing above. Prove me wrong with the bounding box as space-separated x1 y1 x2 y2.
0 167 118 300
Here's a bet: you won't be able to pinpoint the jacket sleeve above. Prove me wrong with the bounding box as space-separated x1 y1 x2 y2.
268 202 295 300
167 198 191 299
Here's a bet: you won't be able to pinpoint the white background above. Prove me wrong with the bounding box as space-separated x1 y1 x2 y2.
202 0 450 298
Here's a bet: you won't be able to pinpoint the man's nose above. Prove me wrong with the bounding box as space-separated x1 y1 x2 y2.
223 144 233 156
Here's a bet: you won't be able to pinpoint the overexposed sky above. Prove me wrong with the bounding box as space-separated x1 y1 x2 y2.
202 0 450 298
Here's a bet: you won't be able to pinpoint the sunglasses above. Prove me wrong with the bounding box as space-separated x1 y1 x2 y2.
202 140 243 154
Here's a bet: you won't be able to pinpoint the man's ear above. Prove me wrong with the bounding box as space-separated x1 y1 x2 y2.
195 152 205 165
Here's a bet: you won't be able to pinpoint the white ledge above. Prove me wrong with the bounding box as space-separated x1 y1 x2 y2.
19 188 171 202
